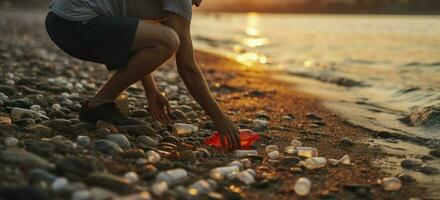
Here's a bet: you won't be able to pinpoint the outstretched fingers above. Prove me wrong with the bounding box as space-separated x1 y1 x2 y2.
225 132 234 149
232 128 241 148
219 132 226 149
164 103 173 123
151 112 161 123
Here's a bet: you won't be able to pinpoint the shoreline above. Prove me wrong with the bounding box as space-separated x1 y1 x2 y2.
194 50 428 199
0 9 434 199
270 64 440 197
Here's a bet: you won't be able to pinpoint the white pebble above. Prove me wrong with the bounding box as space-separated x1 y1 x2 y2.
0 92 8 101
236 170 256 185
252 119 268 131
265 145 278 153
284 146 296 155
294 177 311 196
382 177 402 191
229 160 244 170
136 158 148 165
61 92 70 97
146 150 161 163
51 177 69 192
240 158 252 168
4 137 19 147
37 110 46 116
71 190 92 200
297 147 318 158
290 140 302 147
151 181 168 196
172 123 199 136
124 171 139 183
282 115 294 121
76 136 91 146
233 150 258 158
339 155 351 165
51 104 62 111
30 105 41 111
267 150 280 159
6 80 14 86
303 157 327 170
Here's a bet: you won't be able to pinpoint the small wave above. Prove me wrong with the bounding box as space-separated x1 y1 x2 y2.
401 61 440 67
286 70 365 87
399 105 440 130
346 59 388 65
193 35 235 48
397 87 421 94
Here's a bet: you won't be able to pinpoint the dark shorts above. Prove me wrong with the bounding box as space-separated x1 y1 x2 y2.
45 12 139 70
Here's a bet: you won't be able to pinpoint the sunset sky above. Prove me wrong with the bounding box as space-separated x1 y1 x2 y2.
195 0 440 13
196 0 303 12
195 0 364 13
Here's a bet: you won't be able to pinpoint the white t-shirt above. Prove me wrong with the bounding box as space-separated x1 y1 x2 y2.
49 0 192 22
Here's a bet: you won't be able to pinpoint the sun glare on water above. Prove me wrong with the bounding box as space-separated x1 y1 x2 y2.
233 12 269 67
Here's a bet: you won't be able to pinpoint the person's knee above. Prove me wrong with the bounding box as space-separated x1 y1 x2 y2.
156 27 180 57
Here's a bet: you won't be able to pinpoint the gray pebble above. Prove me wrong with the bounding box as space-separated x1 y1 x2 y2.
56 156 102 177
63 123 96 135
196 148 211 158
2 148 54 169
29 169 58 183
128 124 155 136
429 149 440 158
340 137 354 146
136 135 159 148
40 119 72 132
131 109 148 118
106 134 131 149
420 166 439 175
256 112 270 120
86 173 134 194
171 110 186 120
186 111 198 119
26 124 54 137
401 159 422 169
280 156 301 167
13 118 36 127
306 112 322 120
179 150 197 163
94 139 123 155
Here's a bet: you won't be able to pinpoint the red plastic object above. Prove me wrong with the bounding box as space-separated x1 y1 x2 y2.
205 129 260 148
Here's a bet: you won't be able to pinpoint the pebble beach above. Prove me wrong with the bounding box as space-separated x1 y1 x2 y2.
0 9 438 200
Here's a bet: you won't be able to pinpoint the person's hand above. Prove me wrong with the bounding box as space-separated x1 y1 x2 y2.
212 114 241 149
147 92 172 124
192 0 203 7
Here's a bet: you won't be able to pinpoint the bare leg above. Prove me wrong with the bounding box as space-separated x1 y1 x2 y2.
89 21 180 108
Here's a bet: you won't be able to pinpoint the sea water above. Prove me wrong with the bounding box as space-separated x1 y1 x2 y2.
192 13 440 145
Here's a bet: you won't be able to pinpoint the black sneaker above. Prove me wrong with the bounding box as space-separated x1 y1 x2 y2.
79 101 143 126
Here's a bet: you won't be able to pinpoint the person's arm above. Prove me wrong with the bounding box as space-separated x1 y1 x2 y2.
164 13 240 149
140 74 172 124
141 74 159 95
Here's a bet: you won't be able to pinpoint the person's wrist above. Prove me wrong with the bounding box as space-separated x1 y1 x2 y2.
210 110 227 122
